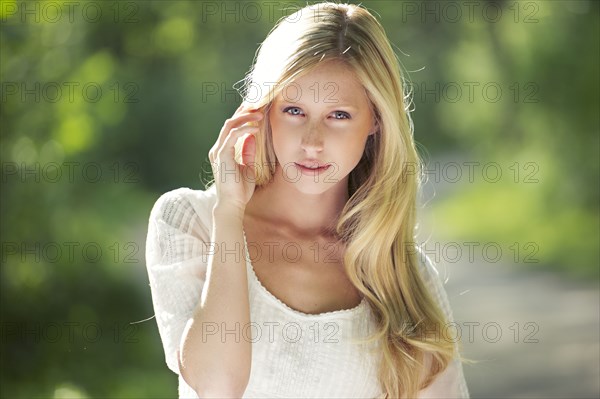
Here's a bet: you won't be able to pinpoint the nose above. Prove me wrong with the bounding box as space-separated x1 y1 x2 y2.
300 125 324 153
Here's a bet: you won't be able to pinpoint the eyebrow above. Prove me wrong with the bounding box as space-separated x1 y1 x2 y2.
277 100 358 111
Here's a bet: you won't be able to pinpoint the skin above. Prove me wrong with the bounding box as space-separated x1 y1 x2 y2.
245 60 378 240
240 60 379 314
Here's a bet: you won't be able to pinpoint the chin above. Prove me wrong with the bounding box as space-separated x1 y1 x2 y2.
291 180 334 195
291 171 350 195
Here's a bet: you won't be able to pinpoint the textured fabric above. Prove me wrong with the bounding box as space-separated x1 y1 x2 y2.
145 185 470 398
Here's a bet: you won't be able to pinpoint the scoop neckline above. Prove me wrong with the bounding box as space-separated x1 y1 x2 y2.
242 229 367 319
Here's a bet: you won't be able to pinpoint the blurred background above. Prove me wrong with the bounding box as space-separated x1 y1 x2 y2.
1 0 598 398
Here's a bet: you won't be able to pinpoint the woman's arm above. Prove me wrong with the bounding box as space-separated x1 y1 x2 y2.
178 204 251 397
178 103 262 397
145 189 211 376
145 188 253 397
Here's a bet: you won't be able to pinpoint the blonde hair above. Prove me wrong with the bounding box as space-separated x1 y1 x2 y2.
231 3 460 397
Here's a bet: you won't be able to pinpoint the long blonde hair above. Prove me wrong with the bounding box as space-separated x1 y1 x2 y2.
232 3 458 397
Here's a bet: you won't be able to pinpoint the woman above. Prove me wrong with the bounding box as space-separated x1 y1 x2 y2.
145 2 469 398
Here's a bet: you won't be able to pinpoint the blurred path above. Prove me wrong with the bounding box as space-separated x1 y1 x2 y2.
442 255 599 398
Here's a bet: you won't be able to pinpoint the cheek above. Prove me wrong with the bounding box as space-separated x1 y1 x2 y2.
269 115 295 155
339 127 369 150
339 133 370 168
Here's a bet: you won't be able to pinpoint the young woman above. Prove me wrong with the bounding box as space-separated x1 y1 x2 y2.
145 2 469 398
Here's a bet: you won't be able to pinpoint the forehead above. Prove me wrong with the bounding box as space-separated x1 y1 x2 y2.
275 61 369 105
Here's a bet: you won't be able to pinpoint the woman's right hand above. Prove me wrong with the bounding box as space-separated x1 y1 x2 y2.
208 102 263 213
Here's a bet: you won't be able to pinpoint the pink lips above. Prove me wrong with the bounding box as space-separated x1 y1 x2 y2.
296 159 330 169
294 162 331 175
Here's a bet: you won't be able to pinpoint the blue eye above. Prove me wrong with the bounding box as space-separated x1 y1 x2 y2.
283 107 303 116
332 111 351 120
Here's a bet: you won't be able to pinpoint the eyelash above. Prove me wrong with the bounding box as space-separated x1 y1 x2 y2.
283 107 351 120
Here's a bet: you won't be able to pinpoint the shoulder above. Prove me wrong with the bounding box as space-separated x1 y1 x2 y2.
149 184 218 228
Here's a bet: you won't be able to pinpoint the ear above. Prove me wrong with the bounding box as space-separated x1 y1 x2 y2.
369 117 380 135
368 121 379 136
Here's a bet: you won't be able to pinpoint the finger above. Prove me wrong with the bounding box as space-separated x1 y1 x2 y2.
234 102 246 115
241 99 261 110
234 102 255 116
211 111 257 158
232 110 263 123
216 112 261 152
217 125 259 164
245 105 261 113
214 112 263 155
236 102 263 118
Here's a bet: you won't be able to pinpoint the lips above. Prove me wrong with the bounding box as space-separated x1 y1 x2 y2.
294 162 331 177
296 160 330 169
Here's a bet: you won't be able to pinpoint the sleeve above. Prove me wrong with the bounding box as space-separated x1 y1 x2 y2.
145 188 212 374
415 247 470 399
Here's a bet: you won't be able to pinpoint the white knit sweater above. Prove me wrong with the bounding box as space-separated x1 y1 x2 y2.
145 185 470 398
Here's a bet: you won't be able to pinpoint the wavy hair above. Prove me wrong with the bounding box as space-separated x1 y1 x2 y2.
232 3 459 397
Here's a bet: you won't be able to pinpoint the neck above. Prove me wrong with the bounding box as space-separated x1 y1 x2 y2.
246 166 350 239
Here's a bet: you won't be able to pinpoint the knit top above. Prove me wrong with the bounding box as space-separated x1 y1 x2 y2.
145 185 470 398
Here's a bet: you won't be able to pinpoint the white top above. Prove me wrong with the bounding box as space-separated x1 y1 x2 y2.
145 185 470 398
